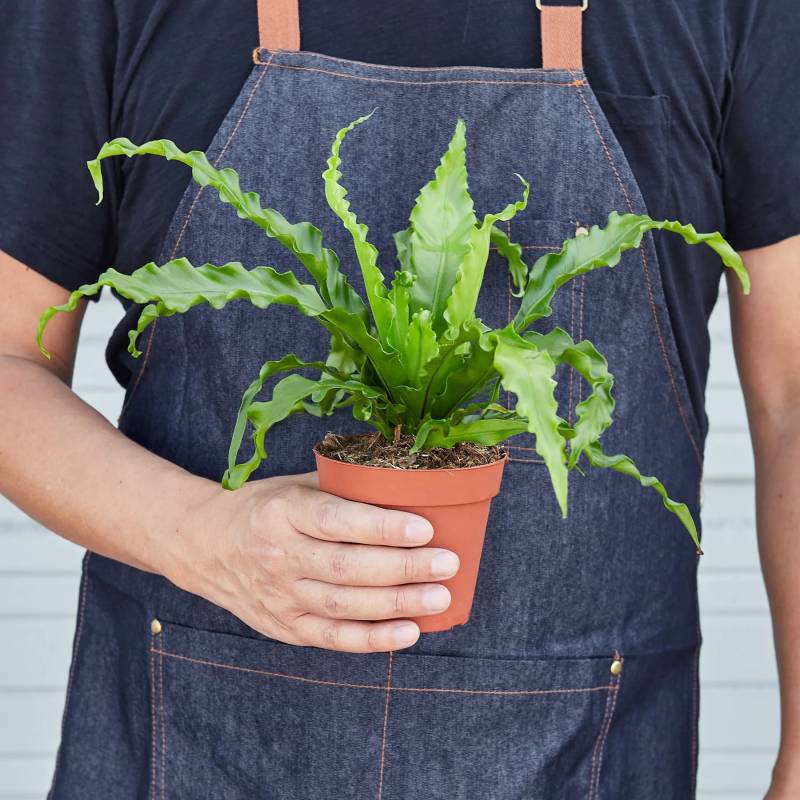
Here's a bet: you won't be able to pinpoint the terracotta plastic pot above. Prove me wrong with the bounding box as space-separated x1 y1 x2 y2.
314 447 507 633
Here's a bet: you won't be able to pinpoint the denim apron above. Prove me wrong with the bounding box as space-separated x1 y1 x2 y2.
50 2 703 797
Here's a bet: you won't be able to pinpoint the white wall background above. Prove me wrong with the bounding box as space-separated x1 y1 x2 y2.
0 284 776 798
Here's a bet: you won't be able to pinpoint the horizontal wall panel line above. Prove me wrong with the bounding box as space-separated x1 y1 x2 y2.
707 425 749 434
702 681 777 689
700 611 772 619
72 383 122 393
707 383 743 391
699 567 762 575
702 477 755 486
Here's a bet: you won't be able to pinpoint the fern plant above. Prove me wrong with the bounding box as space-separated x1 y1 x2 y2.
37 114 750 551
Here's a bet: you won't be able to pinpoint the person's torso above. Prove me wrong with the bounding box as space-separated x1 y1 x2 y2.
52 6 709 796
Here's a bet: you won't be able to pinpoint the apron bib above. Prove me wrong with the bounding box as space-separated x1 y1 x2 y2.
51 3 703 797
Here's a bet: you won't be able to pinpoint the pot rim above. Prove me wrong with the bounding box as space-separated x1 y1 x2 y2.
312 445 508 474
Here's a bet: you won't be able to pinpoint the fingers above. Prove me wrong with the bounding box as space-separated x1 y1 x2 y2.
294 538 460 587
239 479 461 654
292 614 421 653
281 485 434 547
292 578 451 621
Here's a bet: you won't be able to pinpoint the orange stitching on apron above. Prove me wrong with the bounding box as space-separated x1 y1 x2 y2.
405 683 612 696
505 220 514 402
578 274 586 357
499 223 564 465
588 653 623 799
489 243 562 252
508 453 546 463
257 61 586 88
568 271 578 427
254 47 583 77
47 553 91 800
159 637 167 800
504 263 546 464
151 647 615 696
571 80 702 466
149 631 158 800
690 615 701 793
121 55 276 415
377 651 394 800
502 229 515 458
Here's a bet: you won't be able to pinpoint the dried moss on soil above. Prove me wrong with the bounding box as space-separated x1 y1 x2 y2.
315 431 506 470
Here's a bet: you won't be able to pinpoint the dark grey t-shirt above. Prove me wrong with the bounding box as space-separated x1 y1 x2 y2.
1 0 798 432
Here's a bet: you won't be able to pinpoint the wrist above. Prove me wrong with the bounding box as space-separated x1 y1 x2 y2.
138 467 224 590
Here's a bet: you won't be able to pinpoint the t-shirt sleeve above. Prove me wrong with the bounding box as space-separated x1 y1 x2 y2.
0 1 116 291
720 0 800 251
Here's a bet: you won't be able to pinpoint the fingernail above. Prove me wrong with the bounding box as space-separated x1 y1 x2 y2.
405 518 433 543
422 585 451 611
391 621 419 647
431 550 460 579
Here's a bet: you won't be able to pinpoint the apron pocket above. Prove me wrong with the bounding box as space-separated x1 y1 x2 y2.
592 91 672 216
385 648 622 799
148 620 622 799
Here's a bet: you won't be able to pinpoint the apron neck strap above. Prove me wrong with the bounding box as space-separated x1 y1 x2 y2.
257 0 300 51
255 1 583 69
538 2 584 70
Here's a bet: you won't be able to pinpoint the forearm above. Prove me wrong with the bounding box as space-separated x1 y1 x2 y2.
0 353 220 576
752 408 800 779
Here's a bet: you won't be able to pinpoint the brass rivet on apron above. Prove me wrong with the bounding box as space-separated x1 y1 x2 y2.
610 659 623 676
150 618 163 636
575 225 589 237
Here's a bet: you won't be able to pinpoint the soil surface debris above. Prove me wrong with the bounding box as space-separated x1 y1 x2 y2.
315 431 506 470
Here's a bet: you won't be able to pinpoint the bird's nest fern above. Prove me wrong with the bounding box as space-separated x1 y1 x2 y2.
38 113 750 551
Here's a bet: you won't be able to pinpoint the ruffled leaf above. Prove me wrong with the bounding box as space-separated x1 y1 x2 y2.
37 259 327 358
223 374 321 489
444 175 529 334
404 309 439 387
492 326 569 516
525 327 615 468
226 354 331 488
412 415 527 451
490 224 529 297
404 118 477 333
585 441 701 553
224 374 399 489
425 323 496 420
322 113 396 343
386 265 414 353
87 137 368 321
515 211 749 330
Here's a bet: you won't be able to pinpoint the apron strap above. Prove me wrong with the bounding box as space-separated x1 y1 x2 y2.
538 2 585 70
255 0 582 67
257 0 300 51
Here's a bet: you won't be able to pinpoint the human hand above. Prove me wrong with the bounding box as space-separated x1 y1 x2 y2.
168 471 458 652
